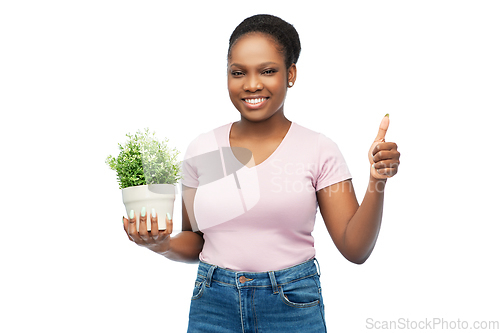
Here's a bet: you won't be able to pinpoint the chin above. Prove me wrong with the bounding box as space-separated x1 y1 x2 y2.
239 110 275 123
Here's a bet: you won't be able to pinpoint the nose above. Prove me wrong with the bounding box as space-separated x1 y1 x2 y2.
243 74 263 92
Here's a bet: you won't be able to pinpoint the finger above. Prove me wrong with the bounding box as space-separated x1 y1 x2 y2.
166 212 173 235
374 114 390 142
372 147 400 163
150 208 159 241
372 157 399 175
127 210 144 244
138 207 151 242
372 160 400 171
374 166 398 178
372 142 398 158
157 212 173 242
123 217 133 241
373 152 400 164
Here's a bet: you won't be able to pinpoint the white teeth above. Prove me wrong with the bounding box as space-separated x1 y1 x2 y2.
245 98 266 104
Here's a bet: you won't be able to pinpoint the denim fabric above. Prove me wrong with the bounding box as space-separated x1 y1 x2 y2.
187 258 327 332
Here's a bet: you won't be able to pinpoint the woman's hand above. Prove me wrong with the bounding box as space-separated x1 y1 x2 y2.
368 115 401 179
122 207 173 254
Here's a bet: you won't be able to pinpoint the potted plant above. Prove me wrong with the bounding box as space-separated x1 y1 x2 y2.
105 128 181 232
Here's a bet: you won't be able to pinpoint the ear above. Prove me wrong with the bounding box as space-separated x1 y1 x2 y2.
287 63 297 86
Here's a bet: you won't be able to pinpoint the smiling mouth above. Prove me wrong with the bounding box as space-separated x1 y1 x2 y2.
243 97 269 104
244 97 269 104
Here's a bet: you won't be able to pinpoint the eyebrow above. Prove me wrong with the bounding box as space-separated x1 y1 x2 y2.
229 61 280 68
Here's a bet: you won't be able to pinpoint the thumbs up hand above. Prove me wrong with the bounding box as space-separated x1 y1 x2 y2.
368 114 400 180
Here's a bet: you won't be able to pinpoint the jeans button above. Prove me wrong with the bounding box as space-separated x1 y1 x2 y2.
239 276 246 283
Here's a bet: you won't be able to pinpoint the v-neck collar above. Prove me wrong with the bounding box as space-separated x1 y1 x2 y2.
226 121 294 169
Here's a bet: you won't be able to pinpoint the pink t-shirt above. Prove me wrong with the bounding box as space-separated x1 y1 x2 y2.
181 122 351 272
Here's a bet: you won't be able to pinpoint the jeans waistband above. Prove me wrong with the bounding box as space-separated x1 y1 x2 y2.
196 258 321 291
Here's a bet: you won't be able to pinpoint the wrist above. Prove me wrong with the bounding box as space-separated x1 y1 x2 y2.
369 174 387 182
146 240 170 255
369 175 387 193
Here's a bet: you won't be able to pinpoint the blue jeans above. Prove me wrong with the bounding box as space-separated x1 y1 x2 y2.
187 258 327 332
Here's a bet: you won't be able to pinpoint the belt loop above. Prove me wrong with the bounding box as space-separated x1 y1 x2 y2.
314 258 321 277
206 265 216 288
268 271 279 294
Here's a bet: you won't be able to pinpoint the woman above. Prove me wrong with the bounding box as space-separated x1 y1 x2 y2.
123 14 400 332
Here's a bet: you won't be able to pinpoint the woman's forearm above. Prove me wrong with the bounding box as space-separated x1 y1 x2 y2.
343 176 386 264
155 231 204 263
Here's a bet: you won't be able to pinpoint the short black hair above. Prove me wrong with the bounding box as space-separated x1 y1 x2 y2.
228 14 301 69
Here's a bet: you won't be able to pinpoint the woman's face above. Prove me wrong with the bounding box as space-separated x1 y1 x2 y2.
227 33 296 123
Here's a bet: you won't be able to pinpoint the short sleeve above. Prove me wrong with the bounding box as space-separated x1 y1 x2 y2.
315 134 352 191
180 127 225 188
181 139 200 188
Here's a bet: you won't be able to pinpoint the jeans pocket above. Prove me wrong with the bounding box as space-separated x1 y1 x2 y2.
191 274 206 300
279 275 321 308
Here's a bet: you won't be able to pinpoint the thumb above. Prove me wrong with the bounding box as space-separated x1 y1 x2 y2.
374 114 390 142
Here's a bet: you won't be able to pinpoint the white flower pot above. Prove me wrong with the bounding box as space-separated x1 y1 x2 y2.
122 184 176 232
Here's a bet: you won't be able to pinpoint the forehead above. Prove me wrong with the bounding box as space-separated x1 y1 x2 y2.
229 33 284 66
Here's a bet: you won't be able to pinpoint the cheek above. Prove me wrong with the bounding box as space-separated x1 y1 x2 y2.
227 79 239 97
269 72 287 89
227 81 242 109
267 78 287 98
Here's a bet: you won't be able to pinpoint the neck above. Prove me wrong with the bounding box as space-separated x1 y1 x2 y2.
235 110 291 139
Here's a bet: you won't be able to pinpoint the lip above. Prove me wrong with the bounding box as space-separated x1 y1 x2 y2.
241 96 269 110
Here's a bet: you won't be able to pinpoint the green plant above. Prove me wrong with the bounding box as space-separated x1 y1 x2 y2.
105 128 182 189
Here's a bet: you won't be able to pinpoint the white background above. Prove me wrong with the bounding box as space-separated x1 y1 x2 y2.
1 1 499 332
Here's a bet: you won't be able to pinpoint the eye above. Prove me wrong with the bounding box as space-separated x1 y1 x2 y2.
231 71 244 77
262 69 277 75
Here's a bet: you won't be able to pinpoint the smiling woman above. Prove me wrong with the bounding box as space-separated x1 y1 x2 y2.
227 33 295 124
121 13 400 333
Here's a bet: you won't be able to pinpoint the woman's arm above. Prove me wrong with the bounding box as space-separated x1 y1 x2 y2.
157 185 204 263
317 115 400 264
317 177 387 264
123 185 204 263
